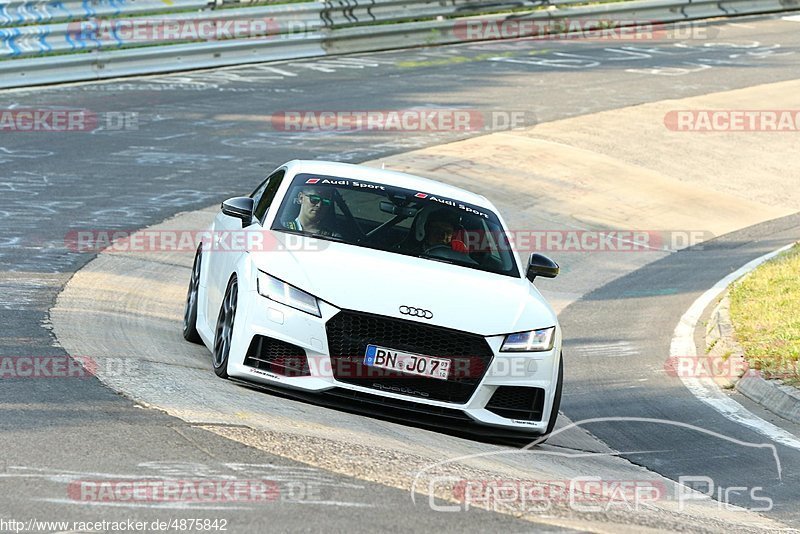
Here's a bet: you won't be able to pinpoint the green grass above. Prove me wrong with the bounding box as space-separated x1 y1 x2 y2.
729 243 800 385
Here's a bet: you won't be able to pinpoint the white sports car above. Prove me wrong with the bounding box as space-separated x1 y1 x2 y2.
183 160 563 439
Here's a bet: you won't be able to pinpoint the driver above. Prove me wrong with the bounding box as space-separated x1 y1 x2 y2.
425 214 455 248
283 187 340 237
421 209 460 252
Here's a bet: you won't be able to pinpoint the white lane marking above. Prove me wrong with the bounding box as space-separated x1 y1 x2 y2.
670 242 800 450
153 133 193 141
36 498 253 510
577 341 640 357
781 15 800 22
37 498 374 509
249 65 298 77
284 500 375 507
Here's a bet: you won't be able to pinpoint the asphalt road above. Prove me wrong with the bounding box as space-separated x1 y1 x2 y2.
560 214 800 523
2 13 799 532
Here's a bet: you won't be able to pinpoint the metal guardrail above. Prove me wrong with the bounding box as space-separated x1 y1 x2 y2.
1 3 321 58
0 0 215 57
4 0 563 59
1 0 798 89
0 0 211 26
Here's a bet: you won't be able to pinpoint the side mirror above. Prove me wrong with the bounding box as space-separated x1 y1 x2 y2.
526 253 559 282
221 197 254 227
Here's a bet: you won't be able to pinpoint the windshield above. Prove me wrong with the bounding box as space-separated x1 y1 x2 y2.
271 173 520 278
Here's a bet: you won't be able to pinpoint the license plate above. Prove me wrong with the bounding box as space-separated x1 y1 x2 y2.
364 344 450 380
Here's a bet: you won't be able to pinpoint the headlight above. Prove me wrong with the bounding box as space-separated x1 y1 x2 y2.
500 327 555 352
257 271 321 317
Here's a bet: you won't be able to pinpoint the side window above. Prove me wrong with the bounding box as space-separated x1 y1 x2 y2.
254 169 286 223
250 178 269 204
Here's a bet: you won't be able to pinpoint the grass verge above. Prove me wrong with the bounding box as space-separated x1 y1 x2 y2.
729 243 800 386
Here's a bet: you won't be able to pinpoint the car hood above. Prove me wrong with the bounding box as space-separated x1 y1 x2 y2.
251 233 557 336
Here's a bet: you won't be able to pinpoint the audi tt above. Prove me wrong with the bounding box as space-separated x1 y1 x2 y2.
183 160 563 438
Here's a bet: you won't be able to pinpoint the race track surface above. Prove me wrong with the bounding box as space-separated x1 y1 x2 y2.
2 14 800 532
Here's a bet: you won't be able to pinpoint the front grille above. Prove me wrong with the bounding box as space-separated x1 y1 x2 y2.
485 386 545 421
244 335 309 377
325 311 494 403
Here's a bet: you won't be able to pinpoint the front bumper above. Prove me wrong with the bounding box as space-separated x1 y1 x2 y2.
227 289 561 435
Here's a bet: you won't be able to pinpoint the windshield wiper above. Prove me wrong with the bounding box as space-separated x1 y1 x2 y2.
308 233 347 243
421 256 457 265
276 229 348 244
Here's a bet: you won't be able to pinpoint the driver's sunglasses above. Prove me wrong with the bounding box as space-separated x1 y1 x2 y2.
305 194 332 206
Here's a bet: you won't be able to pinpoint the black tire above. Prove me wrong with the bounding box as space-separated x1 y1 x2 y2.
182 245 203 344
212 275 238 379
537 354 564 444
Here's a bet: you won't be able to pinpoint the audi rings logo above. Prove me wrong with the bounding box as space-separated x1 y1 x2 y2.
399 306 433 319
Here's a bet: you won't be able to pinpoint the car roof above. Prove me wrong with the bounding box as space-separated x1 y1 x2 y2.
284 160 494 210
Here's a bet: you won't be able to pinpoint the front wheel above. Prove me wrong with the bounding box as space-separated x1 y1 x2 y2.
212 276 238 378
182 245 203 344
